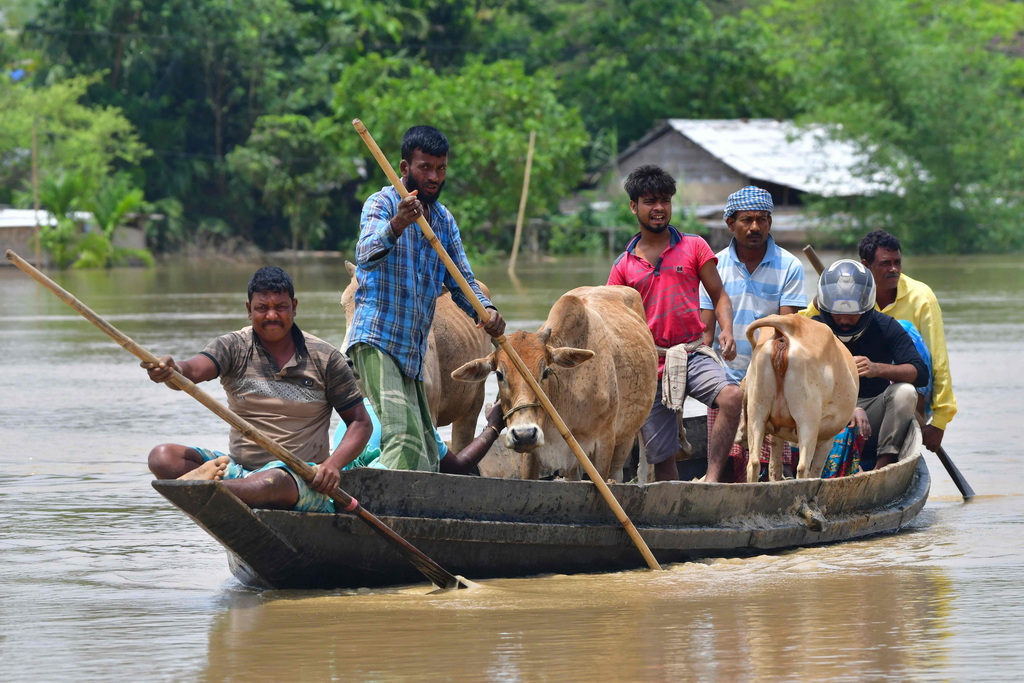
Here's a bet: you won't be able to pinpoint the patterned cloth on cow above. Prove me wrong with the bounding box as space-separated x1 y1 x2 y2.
723 185 774 218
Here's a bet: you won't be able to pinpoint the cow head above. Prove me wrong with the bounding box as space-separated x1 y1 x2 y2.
451 329 594 452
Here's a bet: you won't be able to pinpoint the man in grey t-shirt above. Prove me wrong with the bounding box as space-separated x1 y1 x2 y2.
142 266 372 512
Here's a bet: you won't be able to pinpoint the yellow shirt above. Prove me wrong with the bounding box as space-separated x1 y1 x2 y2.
801 273 957 429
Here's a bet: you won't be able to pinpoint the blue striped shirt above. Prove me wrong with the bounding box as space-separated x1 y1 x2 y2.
699 236 807 382
347 185 492 380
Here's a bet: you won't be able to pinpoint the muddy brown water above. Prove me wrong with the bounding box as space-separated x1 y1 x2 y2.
1 252 1022 681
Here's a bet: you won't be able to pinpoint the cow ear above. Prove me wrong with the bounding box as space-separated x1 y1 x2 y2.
345 260 357 278
451 357 495 382
549 346 595 368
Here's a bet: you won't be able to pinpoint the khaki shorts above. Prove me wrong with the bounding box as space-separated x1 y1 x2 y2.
641 354 735 465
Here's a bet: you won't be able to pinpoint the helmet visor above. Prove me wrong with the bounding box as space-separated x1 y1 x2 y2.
818 260 876 314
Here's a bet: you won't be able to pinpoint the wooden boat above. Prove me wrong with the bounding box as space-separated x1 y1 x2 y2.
153 420 929 590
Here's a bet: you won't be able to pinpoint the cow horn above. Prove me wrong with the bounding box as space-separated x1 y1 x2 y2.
538 326 552 344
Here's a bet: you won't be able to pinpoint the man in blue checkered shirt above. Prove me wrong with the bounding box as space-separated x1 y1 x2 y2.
346 125 505 472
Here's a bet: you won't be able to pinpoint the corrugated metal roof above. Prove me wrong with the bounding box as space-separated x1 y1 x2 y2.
660 119 895 197
0 209 57 229
0 208 93 229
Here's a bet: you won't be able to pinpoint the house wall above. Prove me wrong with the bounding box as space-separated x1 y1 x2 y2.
0 226 50 267
613 129 811 214
112 226 146 250
612 128 815 251
1 225 145 266
615 130 748 206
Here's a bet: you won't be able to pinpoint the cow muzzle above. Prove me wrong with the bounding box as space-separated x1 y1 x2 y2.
507 423 545 451
502 401 545 451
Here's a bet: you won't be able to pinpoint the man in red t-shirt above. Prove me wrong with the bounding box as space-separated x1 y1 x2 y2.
608 165 742 482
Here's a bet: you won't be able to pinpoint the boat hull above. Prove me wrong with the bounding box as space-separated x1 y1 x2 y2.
153 427 929 590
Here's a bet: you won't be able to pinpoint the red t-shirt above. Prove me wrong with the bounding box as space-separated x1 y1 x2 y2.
608 227 717 359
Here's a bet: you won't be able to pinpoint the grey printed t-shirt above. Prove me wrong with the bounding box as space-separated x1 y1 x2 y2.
201 325 363 469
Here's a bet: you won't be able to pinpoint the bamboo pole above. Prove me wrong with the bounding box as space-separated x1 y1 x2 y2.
352 120 661 570
508 129 536 277
32 121 41 268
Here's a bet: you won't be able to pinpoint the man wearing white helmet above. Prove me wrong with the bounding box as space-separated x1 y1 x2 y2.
805 260 929 470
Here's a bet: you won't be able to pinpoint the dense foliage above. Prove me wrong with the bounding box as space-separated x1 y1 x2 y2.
760 0 1024 252
3 0 1024 265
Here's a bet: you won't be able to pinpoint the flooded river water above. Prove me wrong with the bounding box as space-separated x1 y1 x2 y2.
1 251 1022 681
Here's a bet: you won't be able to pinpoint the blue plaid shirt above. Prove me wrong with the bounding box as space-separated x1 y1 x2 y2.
347 185 492 380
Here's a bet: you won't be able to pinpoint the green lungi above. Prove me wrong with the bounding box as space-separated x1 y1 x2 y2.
347 342 439 472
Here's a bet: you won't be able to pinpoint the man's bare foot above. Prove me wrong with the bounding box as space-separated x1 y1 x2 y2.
179 456 230 481
874 454 897 470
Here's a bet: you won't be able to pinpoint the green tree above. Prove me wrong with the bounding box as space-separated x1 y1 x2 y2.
31 172 90 269
227 114 344 251
760 0 1024 252
76 174 155 268
0 75 148 206
332 56 589 249
24 0 436 247
471 0 793 151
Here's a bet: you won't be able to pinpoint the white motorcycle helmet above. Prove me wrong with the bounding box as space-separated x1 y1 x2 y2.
817 259 876 342
818 259 876 315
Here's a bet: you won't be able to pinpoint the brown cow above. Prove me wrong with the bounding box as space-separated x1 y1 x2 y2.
340 261 492 453
452 285 657 482
743 314 859 481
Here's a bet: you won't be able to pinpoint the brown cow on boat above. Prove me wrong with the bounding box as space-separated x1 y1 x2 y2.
452 285 658 482
743 314 859 481
341 261 492 454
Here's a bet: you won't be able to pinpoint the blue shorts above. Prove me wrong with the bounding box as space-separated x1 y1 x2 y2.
194 447 334 513
641 354 735 465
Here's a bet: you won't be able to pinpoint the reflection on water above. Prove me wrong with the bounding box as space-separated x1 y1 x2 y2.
2 253 1024 680
199 548 958 682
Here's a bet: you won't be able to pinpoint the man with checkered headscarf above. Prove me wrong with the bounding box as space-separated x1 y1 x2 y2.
699 186 807 480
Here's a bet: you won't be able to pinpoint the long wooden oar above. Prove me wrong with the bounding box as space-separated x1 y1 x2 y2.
352 120 661 570
5 249 468 589
803 245 975 499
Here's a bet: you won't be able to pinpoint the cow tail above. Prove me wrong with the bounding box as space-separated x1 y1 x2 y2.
771 330 789 375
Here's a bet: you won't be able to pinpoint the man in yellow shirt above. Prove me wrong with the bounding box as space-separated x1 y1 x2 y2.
801 234 956 453
857 230 956 452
